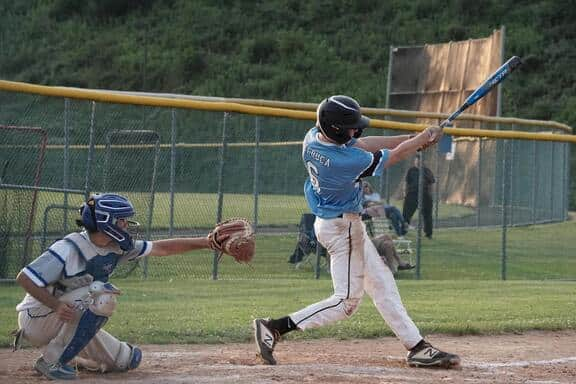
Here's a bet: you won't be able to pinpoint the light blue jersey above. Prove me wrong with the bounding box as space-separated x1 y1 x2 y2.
302 127 389 219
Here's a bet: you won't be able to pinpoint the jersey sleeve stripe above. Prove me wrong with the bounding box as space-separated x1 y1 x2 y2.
47 249 65 265
137 241 149 257
23 266 48 287
359 150 383 178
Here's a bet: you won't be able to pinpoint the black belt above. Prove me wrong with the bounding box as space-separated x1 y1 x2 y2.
336 213 361 218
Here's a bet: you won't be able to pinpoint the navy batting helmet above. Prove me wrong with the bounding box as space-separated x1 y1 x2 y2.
316 95 370 144
80 193 138 251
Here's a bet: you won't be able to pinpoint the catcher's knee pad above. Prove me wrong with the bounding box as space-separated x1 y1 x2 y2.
114 343 142 371
88 281 121 317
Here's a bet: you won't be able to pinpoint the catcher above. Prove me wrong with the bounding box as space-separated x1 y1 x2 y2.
13 193 254 380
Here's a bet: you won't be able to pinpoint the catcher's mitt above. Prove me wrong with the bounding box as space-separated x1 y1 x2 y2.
208 218 255 263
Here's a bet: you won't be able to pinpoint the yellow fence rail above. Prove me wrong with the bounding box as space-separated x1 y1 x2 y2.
0 79 573 143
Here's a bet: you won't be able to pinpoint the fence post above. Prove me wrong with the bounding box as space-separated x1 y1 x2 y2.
415 151 424 280
501 140 509 280
509 136 515 226
382 45 394 205
549 141 555 222
253 117 260 232
169 109 177 237
63 99 70 233
143 133 160 279
434 148 440 229
84 102 96 200
563 142 570 221
476 137 483 227
213 112 228 280
531 140 537 224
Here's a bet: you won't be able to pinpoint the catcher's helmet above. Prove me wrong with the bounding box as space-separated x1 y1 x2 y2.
80 193 137 251
316 95 370 144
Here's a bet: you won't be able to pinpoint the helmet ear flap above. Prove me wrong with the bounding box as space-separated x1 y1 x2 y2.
80 197 98 231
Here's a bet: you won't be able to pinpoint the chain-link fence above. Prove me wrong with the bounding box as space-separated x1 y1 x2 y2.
0 86 574 281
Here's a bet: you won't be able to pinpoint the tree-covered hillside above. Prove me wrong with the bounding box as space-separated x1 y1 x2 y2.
1 0 575 206
1 0 574 126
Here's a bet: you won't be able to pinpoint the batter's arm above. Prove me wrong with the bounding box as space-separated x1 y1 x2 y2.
385 126 441 167
355 134 414 152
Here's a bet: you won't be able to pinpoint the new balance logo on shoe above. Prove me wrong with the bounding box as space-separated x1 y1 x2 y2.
263 334 274 349
253 318 277 365
407 341 460 369
423 347 439 358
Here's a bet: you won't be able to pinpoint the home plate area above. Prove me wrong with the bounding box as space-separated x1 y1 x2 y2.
2 330 575 383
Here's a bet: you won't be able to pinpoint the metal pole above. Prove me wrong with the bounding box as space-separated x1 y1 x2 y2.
476 137 483 228
549 141 554 222
382 45 395 204
213 112 228 280
563 142 570 221
509 137 515 226
169 109 176 237
415 152 424 280
253 117 260 232
531 140 537 224
143 133 161 279
84 102 96 199
501 140 509 281
496 26 506 119
434 148 440 229
63 99 70 233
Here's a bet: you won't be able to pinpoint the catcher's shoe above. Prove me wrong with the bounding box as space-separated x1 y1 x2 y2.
406 341 460 369
34 357 77 380
253 318 278 365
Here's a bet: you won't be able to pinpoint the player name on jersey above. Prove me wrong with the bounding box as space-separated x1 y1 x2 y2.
306 148 331 167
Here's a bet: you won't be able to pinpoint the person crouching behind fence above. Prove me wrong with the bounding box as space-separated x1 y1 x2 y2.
13 193 218 380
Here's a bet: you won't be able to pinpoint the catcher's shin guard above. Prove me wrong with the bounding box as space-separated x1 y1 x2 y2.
58 309 108 365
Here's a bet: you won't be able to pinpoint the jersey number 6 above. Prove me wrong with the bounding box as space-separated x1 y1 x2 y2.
306 161 320 192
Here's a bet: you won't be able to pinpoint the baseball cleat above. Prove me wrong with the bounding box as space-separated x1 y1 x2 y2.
253 318 277 365
34 356 77 380
406 341 460 369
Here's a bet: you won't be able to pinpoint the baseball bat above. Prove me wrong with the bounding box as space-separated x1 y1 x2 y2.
439 55 522 129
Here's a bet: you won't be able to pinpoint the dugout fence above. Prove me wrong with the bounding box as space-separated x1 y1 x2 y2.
0 80 574 281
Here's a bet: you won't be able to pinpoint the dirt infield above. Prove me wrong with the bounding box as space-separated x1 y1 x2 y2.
2 330 575 383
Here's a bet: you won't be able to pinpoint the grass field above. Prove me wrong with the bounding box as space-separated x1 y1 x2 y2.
1 192 574 349
121 219 576 281
1 279 574 347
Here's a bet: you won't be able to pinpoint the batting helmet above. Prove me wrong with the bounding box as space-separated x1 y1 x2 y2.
316 95 370 144
80 193 137 251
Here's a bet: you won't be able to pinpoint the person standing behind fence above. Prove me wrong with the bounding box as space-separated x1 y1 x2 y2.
403 156 435 239
253 95 460 369
13 193 225 381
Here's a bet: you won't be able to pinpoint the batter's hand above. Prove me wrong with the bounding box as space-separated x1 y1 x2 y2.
55 302 76 322
421 125 442 150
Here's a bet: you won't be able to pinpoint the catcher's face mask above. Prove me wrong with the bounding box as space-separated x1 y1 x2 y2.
81 193 138 251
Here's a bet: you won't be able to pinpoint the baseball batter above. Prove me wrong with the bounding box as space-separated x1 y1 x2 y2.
14 193 216 380
254 95 460 368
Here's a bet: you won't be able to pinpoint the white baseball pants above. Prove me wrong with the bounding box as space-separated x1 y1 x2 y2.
289 213 422 349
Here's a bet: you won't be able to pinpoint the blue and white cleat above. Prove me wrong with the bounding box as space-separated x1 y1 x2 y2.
34 356 77 380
